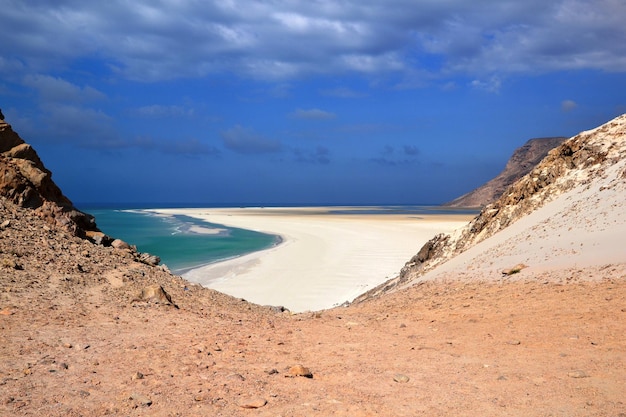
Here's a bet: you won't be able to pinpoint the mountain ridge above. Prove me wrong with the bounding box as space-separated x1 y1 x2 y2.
444 136 567 208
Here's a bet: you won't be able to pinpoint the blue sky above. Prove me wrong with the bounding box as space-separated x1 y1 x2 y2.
1 0 625 206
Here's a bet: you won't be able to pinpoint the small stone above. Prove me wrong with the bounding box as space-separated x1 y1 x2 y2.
265 368 279 375
133 285 178 309
137 252 161 266
393 374 410 383
131 372 144 380
239 398 267 409
568 370 589 378
506 340 521 345
502 263 527 276
130 393 152 406
227 373 245 381
111 239 131 250
287 365 313 378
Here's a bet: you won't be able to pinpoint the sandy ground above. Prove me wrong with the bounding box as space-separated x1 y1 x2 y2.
149 207 472 312
1 192 624 416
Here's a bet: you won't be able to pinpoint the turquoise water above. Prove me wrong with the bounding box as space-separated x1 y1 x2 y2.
86 209 280 274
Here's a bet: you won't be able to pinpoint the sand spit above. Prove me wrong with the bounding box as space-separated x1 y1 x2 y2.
149 207 472 311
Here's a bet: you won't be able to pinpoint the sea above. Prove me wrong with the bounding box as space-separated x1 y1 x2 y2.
81 205 478 275
84 207 280 274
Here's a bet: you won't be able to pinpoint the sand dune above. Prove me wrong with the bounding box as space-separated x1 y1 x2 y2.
150 207 472 311
417 161 626 284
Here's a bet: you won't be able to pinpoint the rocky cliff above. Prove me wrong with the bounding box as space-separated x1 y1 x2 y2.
355 114 626 302
0 118 98 237
0 117 164 265
444 137 566 208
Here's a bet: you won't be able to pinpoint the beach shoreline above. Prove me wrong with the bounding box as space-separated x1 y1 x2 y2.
148 207 474 311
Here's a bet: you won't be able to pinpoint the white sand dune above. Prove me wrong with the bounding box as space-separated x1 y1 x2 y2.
416 161 626 284
149 207 472 311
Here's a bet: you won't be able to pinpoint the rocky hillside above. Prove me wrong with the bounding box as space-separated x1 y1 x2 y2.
444 136 566 208
356 114 626 301
0 118 98 237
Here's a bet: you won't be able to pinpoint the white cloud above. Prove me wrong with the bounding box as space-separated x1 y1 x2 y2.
470 76 502 93
133 105 195 118
291 108 336 120
23 75 105 103
561 99 578 112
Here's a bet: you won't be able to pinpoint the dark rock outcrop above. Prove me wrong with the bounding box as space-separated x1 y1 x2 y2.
0 119 99 237
0 118 164 265
444 137 567 208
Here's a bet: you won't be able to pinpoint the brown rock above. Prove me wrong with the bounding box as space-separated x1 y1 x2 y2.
85 231 113 246
239 398 267 409
131 372 144 380
287 365 313 378
393 374 410 383
137 252 161 266
0 121 100 236
111 239 132 250
134 285 178 308
130 393 152 406
502 264 527 276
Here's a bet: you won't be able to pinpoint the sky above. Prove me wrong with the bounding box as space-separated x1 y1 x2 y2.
1 0 625 206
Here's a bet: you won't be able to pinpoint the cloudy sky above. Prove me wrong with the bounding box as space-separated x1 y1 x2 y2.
1 0 625 206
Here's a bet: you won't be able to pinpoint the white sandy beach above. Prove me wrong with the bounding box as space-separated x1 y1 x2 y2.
149 207 472 311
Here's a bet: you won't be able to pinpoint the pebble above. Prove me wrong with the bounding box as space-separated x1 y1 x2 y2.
131 372 144 380
506 340 521 345
239 398 267 409
288 365 313 378
227 373 245 381
130 393 152 406
393 374 410 383
568 370 589 378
